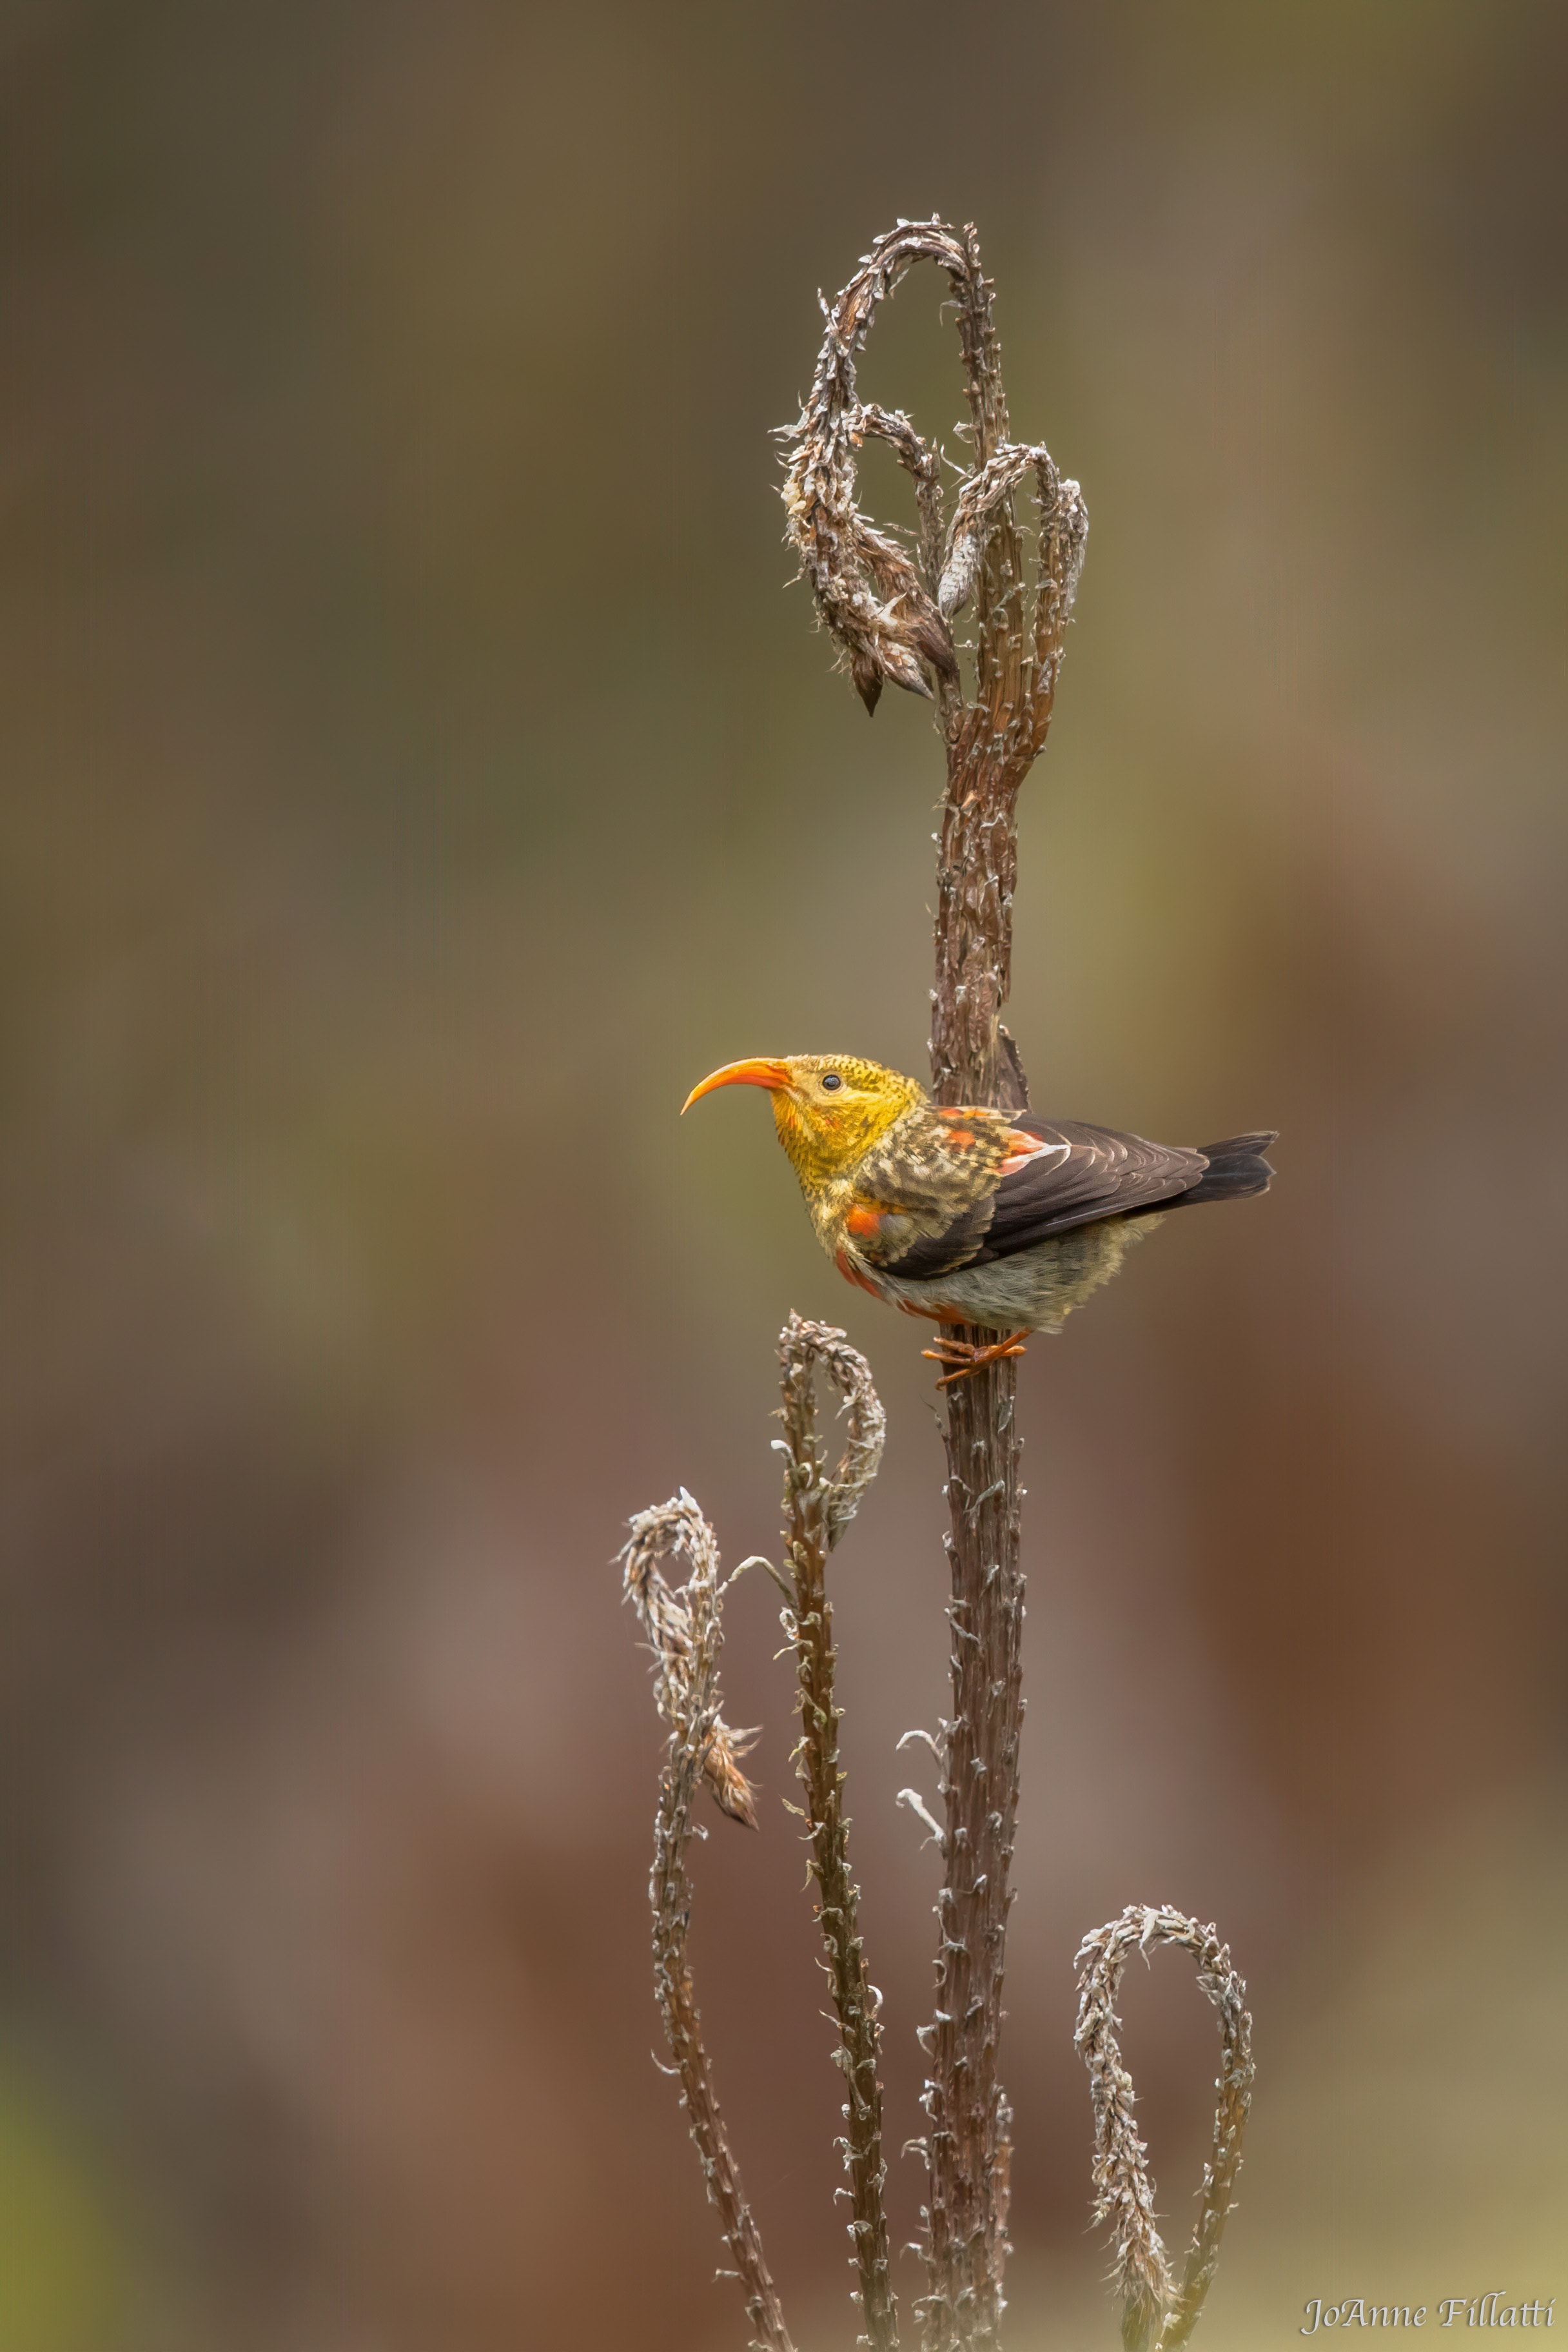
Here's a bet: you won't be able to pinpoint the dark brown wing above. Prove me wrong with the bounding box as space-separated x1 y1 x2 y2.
878 1116 1206 1280
972 1117 1206 1259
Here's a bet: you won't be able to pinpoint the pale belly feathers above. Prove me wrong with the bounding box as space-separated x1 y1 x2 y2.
854 1212 1163 1332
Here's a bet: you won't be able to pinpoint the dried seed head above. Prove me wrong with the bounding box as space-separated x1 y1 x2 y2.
623 1490 796 2351
1073 1905 1255 2352
621 1490 760 1828
704 1723 761 1829
780 220 1088 765
777 1313 887 1546
779 221 981 714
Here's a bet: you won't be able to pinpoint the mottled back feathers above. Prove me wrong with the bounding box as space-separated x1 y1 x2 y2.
844 1110 1210 1279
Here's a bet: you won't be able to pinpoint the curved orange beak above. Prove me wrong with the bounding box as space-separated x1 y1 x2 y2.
681 1057 794 1114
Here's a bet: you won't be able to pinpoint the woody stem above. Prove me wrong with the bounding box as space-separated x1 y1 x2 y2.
920 226 1066 2352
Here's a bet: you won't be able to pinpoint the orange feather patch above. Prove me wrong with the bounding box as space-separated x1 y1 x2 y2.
834 1248 881 1297
997 1132 1061 1179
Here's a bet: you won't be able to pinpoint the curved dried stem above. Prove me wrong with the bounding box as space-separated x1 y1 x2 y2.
1073 1905 1255 2352
780 217 1086 765
789 1311 888 1551
780 218 995 718
620 1496 793 2352
854 402 948 601
776 1315 896 2350
623 1490 759 1828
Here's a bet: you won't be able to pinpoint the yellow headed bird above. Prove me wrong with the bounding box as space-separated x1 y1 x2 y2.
683 1053 1275 1382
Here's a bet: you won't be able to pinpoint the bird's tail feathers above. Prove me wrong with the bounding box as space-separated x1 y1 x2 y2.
1178 1130 1278 1205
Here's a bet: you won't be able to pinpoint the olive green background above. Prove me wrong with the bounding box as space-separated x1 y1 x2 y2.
1 3 1564 2346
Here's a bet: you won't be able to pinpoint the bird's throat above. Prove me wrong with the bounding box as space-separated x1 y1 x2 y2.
770 1085 918 1196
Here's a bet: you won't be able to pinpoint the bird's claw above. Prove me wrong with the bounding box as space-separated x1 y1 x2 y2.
921 1333 1029 1387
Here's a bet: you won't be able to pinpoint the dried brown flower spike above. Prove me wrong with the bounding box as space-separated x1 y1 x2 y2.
620 1496 790 2352
775 1315 895 2349
1073 1906 1255 2352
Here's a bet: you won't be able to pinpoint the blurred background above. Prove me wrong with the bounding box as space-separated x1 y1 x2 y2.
1 2 1565 2346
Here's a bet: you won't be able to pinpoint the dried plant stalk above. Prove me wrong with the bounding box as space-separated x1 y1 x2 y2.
776 1313 896 2351
916 1364 1026 2352
783 217 1086 2352
930 440 1086 1111
781 220 968 715
1073 1906 1255 2352
775 217 1253 2352
622 1494 794 2352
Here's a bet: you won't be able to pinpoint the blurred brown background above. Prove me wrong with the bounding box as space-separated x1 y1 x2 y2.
1 3 1565 2347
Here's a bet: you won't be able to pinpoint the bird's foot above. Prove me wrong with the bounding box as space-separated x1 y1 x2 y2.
921 1331 1030 1387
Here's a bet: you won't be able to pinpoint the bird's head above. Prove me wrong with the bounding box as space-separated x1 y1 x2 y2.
682 1053 926 1191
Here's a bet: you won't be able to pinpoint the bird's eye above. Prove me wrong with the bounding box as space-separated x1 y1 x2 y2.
820 1072 844 1092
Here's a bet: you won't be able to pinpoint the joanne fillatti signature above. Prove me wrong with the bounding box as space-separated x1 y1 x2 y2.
1302 2297 1556 2333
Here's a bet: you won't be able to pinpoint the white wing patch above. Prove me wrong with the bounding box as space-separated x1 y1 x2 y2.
996 1133 1070 1179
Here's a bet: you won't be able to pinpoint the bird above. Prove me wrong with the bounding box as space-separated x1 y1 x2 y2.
682 1052 1275 1384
